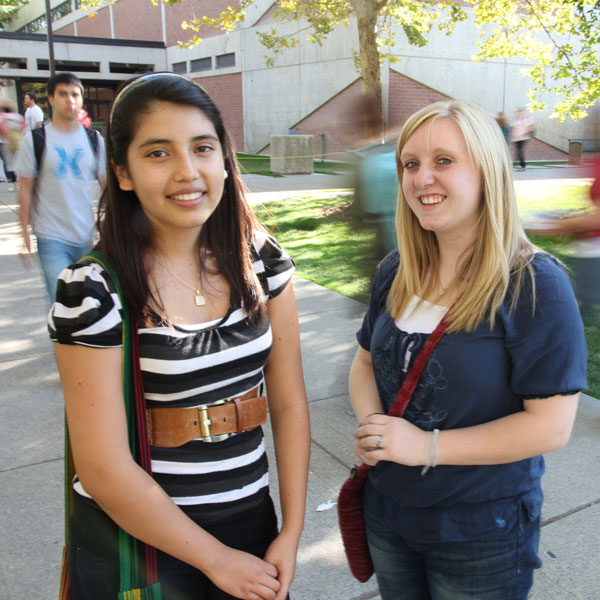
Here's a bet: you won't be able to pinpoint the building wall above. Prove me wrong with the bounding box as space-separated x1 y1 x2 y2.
75 6 111 38
54 22 75 35
276 79 366 157
4 0 598 157
113 0 163 41
165 0 242 48
388 70 449 130
193 73 244 151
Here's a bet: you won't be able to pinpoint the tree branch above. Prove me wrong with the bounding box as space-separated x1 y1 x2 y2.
524 0 584 90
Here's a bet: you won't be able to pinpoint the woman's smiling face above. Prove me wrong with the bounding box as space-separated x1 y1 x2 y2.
400 117 482 243
114 101 226 239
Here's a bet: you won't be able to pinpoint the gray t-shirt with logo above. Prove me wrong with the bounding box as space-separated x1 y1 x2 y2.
16 122 106 246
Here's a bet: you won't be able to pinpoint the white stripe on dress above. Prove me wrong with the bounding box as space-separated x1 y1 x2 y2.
144 369 264 402
71 301 123 338
267 266 294 292
152 440 266 474
172 472 269 506
140 328 272 375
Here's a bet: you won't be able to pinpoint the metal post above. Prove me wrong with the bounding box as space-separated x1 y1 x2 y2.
44 0 56 76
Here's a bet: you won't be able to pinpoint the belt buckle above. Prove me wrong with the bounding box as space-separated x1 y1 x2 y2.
198 400 230 443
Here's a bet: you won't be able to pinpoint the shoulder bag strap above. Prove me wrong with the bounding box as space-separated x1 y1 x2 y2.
77 251 158 589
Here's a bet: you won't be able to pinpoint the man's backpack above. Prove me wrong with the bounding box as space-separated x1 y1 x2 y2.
32 124 100 172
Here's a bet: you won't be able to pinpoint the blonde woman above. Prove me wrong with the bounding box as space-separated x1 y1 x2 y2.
350 100 587 599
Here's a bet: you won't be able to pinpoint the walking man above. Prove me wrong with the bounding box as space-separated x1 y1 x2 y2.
24 92 44 130
16 72 106 302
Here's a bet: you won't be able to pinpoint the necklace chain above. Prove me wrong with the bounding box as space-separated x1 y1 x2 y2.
156 260 206 306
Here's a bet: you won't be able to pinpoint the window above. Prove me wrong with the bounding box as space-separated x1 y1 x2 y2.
21 15 47 33
172 62 187 74
190 57 212 72
37 59 100 72
109 63 154 74
51 0 73 22
0 57 27 69
216 53 235 69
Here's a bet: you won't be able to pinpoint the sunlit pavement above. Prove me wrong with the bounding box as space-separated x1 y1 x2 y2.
1 171 598 599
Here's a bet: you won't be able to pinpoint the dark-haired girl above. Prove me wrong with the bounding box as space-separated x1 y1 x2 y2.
49 73 310 600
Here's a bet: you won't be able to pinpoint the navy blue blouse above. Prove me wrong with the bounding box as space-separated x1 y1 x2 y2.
357 251 587 543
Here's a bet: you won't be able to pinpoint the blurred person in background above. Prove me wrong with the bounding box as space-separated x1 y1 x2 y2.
510 108 534 171
0 99 25 191
495 111 510 144
24 91 44 130
527 156 600 323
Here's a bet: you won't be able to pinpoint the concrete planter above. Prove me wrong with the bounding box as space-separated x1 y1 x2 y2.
270 134 314 174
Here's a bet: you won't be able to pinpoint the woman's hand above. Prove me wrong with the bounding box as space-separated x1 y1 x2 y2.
354 413 427 467
263 530 300 600
204 546 281 600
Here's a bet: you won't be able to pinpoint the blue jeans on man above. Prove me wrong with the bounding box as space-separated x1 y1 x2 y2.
36 237 91 303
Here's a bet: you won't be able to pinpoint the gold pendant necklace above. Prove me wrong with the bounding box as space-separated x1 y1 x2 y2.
156 260 206 306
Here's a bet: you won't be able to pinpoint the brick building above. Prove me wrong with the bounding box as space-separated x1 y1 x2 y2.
2 0 597 158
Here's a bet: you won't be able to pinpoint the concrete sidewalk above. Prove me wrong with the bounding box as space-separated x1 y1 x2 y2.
0 171 599 600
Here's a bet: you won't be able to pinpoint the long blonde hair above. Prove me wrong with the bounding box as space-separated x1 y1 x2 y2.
387 100 536 332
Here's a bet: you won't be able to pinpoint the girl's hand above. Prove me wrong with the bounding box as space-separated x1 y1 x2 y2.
263 530 300 600
354 414 427 467
204 546 281 600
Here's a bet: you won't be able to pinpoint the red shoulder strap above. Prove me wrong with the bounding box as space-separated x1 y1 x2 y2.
387 315 448 419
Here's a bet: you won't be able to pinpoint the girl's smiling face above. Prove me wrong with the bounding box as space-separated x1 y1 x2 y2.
114 101 226 239
400 117 482 244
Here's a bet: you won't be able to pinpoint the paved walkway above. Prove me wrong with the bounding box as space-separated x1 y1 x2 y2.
0 167 598 599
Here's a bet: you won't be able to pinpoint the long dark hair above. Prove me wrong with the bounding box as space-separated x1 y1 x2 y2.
97 73 265 320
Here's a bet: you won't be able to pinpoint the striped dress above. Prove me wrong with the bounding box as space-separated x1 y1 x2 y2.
49 233 295 523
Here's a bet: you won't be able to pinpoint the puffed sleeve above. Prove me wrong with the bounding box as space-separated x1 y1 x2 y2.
356 250 399 351
252 232 295 299
48 260 123 347
500 253 587 398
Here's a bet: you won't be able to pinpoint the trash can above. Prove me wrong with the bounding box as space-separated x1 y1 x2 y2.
568 141 583 165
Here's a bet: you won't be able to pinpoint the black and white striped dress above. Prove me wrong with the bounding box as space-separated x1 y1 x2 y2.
49 233 295 523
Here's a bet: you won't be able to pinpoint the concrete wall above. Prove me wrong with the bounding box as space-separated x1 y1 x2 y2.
0 36 166 81
166 3 595 155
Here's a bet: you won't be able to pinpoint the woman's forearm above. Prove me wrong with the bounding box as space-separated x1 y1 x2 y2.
436 394 579 466
349 348 383 423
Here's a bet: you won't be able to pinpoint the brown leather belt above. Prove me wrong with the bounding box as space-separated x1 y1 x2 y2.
147 387 267 447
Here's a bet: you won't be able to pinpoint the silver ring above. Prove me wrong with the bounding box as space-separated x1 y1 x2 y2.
376 437 383 446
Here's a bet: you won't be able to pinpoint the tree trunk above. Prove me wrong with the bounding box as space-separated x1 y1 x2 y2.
351 0 385 140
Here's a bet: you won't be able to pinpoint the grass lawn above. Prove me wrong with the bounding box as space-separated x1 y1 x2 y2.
253 179 599 399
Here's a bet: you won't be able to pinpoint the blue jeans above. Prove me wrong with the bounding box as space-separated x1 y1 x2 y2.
36 237 91 302
365 501 541 600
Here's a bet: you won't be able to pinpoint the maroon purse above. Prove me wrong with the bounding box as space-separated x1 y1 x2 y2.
337 316 448 582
